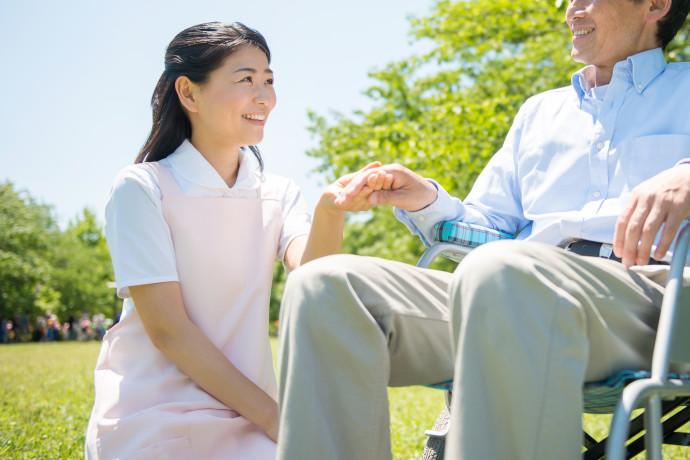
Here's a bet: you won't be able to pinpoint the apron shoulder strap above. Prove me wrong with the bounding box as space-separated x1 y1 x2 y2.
140 161 184 200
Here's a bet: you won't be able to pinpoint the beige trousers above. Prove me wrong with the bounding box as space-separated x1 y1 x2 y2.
276 240 664 460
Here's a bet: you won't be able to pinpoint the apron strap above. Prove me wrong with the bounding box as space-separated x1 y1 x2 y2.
141 161 184 200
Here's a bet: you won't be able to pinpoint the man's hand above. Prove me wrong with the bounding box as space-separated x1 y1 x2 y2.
613 164 690 267
334 163 438 212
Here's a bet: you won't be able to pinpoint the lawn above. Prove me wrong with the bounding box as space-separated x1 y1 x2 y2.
0 341 687 459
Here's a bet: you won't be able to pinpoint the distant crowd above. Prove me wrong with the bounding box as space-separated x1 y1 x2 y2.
0 311 115 343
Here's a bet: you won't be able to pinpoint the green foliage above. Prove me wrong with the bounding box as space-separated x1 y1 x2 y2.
49 209 117 320
269 261 286 326
0 182 115 327
307 0 690 264
0 182 56 318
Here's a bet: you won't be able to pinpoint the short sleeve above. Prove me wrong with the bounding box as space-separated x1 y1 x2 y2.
105 165 179 298
264 174 311 261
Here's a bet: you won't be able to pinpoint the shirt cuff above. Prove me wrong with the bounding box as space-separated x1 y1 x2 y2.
394 179 460 246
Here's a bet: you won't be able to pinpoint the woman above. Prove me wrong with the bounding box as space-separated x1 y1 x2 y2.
85 22 390 459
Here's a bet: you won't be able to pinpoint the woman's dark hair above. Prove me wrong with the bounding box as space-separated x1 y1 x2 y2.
135 22 270 168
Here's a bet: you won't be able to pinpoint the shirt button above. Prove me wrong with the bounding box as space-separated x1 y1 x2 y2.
637 83 643 90
596 142 604 149
593 191 601 198
418 216 425 222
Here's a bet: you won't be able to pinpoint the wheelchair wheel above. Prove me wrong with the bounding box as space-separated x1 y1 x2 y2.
422 406 450 460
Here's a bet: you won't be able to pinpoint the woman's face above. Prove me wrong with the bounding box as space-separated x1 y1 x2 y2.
191 44 276 150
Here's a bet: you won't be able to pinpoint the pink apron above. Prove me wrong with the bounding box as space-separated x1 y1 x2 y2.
85 162 282 459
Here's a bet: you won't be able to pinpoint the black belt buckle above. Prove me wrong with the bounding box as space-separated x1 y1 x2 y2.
565 240 668 265
565 240 620 262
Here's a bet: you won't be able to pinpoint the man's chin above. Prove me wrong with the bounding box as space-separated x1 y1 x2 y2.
571 50 588 65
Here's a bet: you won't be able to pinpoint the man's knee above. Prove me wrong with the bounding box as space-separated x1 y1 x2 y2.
454 239 537 282
282 254 380 323
449 240 545 317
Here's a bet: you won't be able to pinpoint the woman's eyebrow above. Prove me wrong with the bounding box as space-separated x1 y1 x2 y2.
233 67 274 74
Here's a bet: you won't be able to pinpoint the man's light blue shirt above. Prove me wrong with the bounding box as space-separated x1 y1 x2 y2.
396 48 690 259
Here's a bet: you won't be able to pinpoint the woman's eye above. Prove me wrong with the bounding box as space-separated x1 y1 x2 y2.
240 76 253 83
265 78 274 85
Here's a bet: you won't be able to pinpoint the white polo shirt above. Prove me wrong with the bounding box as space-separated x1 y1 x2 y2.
105 140 312 317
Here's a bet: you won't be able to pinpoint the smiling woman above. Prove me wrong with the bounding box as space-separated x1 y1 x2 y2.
175 45 276 186
83 21 388 460
135 22 272 170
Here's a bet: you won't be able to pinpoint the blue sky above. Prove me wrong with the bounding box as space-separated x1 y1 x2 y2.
0 0 434 227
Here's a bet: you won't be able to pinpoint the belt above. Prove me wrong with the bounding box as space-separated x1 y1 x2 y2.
564 240 669 266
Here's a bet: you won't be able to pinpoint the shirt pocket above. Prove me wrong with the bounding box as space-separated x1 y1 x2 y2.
614 134 690 189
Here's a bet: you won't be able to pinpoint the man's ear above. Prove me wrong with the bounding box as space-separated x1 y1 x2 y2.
175 76 199 113
647 0 672 24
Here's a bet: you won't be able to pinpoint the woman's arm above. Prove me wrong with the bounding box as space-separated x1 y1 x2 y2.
129 282 279 441
283 163 393 270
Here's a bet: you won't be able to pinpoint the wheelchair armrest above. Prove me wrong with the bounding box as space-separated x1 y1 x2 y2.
416 242 474 269
651 223 690 379
416 221 516 269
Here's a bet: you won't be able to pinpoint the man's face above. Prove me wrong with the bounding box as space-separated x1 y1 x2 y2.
566 0 658 70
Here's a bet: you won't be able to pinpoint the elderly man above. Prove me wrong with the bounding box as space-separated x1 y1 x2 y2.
277 0 690 458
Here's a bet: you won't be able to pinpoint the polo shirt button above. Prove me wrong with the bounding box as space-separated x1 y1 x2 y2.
596 142 604 149
593 191 601 198
418 216 425 222
637 83 643 90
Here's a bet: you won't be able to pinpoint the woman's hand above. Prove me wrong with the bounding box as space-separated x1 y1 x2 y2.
296 161 392 266
130 282 281 440
320 162 393 214
263 415 279 443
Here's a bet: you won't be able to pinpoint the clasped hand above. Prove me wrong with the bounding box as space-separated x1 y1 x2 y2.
332 163 437 212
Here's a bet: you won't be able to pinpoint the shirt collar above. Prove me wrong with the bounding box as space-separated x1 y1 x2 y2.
571 47 666 100
626 47 667 94
166 139 261 191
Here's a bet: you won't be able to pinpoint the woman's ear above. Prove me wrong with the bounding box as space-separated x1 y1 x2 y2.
175 76 199 113
646 0 672 24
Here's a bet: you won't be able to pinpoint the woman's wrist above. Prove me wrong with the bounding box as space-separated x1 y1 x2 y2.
316 192 347 219
249 394 278 432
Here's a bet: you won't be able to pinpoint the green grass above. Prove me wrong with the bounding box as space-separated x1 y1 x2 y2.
0 342 100 460
1 341 688 459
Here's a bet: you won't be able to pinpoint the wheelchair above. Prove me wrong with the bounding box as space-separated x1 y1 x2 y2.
415 221 690 460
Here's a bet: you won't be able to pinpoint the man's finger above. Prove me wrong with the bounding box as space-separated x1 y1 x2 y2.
621 198 652 266
635 206 665 265
613 195 636 258
369 189 399 206
654 214 683 260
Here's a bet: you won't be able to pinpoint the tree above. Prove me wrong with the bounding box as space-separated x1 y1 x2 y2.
0 182 116 334
0 181 57 321
306 0 690 266
48 209 116 321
